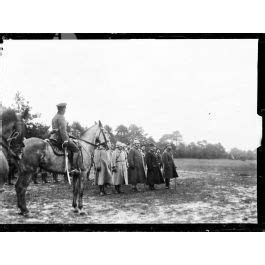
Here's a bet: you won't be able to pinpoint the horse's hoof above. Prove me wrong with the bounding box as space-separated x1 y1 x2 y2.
18 211 30 217
23 212 30 218
73 208 79 214
79 210 86 216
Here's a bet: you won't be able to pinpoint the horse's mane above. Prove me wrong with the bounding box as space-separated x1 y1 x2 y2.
2 109 18 126
80 123 97 138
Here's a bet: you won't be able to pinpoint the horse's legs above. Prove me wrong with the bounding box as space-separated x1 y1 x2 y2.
78 171 86 215
15 168 34 215
72 173 79 213
7 165 14 185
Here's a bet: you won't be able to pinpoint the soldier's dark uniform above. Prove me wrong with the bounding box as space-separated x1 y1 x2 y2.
50 103 79 153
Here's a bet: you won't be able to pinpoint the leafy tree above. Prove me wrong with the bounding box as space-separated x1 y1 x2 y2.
70 121 87 138
115 124 129 144
26 122 50 139
10 91 48 139
104 124 116 144
128 124 148 143
12 91 39 122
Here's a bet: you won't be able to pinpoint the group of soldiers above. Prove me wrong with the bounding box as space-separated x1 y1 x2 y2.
50 102 179 195
93 139 178 195
4 102 179 194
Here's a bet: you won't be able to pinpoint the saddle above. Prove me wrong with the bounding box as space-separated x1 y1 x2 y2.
45 139 81 156
45 139 65 156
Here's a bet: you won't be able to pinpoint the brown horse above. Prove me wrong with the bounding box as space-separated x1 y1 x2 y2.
0 108 25 195
16 121 110 216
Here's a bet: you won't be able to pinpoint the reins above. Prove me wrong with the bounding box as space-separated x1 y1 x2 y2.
78 127 108 148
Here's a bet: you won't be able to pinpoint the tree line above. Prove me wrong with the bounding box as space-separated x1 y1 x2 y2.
4 92 256 161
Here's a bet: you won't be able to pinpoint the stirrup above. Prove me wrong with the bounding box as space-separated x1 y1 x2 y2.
70 169 81 174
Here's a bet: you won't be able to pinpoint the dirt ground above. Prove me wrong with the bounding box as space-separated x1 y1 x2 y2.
0 159 257 224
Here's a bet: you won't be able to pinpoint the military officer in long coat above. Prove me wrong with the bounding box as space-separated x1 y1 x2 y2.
49 103 79 170
145 143 164 190
162 143 178 189
127 139 146 192
94 144 113 196
111 142 128 193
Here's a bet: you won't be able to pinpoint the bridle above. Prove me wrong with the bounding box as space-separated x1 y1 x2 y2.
1 129 20 151
78 126 109 148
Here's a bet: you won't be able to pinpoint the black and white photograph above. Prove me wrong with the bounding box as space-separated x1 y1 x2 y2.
0 34 261 229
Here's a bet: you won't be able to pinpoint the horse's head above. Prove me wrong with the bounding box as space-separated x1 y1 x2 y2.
2 109 26 153
95 121 111 149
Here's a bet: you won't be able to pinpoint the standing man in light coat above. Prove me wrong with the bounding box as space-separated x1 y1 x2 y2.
111 142 128 193
94 144 113 196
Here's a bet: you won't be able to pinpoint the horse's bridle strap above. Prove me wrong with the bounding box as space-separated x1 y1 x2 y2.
78 127 108 147
78 138 107 147
78 138 97 147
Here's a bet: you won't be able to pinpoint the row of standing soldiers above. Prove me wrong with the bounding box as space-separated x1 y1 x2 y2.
93 139 178 195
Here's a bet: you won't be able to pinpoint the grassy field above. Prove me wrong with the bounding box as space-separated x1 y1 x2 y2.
0 159 257 224
175 158 257 176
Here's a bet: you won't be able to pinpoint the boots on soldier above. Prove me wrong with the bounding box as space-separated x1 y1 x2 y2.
132 185 138 192
99 185 104 196
102 185 109 195
165 179 170 189
118 185 124 194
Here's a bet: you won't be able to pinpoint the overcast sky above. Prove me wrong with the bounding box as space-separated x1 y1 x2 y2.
1 39 261 151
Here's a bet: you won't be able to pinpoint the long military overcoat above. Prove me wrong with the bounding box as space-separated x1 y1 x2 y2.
111 149 128 185
161 150 178 180
127 147 146 185
145 151 164 185
93 148 113 186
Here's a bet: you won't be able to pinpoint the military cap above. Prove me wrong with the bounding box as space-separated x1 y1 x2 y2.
166 143 172 147
149 142 155 147
56 103 67 108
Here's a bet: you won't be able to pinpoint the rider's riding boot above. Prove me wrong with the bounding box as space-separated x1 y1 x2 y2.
69 152 79 174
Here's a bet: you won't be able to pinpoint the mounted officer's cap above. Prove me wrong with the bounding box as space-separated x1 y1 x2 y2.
56 103 67 108
133 139 140 144
149 143 155 147
166 143 172 147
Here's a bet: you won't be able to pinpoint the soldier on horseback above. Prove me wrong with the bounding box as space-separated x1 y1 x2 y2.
49 103 79 170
